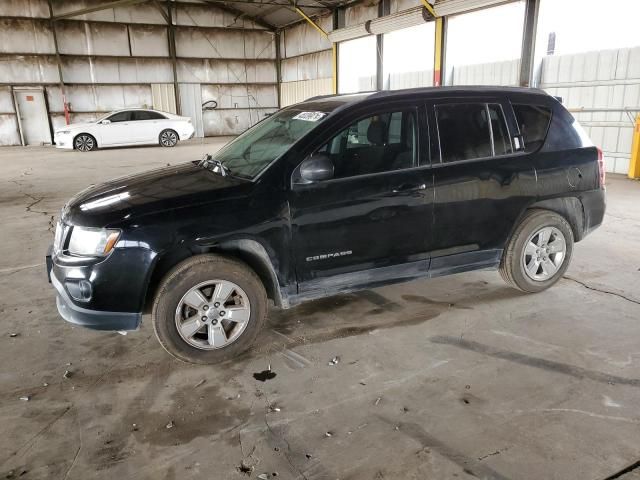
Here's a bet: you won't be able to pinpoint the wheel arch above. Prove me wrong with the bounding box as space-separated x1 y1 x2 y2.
506 196 585 251
73 132 98 150
143 239 287 313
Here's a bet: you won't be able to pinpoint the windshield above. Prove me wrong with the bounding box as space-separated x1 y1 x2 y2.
213 108 329 179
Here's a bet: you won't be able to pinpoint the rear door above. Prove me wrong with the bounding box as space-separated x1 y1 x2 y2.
429 96 537 274
132 110 167 143
289 102 434 290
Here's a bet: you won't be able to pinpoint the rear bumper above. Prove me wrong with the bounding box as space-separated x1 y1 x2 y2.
581 188 606 238
47 246 142 331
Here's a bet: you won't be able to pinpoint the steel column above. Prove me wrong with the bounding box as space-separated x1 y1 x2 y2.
433 16 446 87
376 0 390 91
48 0 69 125
165 1 181 114
519 0 540 87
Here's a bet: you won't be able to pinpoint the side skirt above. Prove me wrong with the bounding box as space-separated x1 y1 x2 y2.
289 249 503 307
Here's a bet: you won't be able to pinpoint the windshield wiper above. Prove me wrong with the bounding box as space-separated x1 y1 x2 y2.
199 154 229 177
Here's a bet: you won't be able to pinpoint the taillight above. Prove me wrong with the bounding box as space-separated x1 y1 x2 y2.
597 147 606 189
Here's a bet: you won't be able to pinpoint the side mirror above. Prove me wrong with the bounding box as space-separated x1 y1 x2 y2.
100 119 111 125
299 154 334 183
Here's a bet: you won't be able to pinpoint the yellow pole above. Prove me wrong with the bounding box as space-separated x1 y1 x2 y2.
332 44 338 93
419 0 436 17
433 17 443 86
629 113 640 179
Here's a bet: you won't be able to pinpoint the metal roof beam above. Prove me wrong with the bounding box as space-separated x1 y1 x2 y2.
199 0 278 30
51 0 151 20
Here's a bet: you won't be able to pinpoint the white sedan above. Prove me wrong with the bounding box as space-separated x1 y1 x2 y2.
54 108 195 152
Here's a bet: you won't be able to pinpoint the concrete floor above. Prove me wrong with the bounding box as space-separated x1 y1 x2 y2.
1 140 639 480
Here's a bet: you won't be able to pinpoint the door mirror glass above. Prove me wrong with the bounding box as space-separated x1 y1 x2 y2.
299 154 334 183
100 119 111 125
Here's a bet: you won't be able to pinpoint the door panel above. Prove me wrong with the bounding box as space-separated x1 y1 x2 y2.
289 105 433 286
291 168 433 286
14 89 51 145
429 97 537 273
99 111 134 146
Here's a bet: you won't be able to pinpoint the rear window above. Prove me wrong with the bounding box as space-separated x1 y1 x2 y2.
435 103 512 163
133 110 166 121
512 104 552 152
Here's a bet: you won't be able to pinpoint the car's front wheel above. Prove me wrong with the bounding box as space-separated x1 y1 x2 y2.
500 209 574 293
152 255 267 364
159 129 178 147
74 133 97 152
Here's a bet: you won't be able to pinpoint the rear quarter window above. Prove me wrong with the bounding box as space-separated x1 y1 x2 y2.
512 104 551 152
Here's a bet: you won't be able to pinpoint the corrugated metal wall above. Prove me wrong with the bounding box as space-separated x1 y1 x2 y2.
540 47 640 174
279 15 334 107
0 0 278 145
451 59 520 86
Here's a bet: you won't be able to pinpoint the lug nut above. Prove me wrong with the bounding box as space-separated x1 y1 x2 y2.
219 311 226 316
203 305 209 311
201 316 207 321
214 302 220 308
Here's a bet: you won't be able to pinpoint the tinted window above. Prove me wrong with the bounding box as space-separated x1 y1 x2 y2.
319 110 417 179
133 110 166 121
436 103 492 162
512 104 552 152
436 103 511 162
107 111 131 123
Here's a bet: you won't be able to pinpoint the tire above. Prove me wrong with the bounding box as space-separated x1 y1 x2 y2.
159 129 178 147
500 209 574 293
74 133 97 152
152 254 268 364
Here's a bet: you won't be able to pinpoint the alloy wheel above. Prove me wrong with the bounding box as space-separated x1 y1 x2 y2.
522 226 567 281
160 130 178 147
174 280 251 350
75 135 94 152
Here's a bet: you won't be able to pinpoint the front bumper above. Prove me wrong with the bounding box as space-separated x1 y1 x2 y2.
54 133 73 149
47 246 142 331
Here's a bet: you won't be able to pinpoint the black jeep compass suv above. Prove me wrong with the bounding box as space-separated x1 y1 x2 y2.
47 87 606 364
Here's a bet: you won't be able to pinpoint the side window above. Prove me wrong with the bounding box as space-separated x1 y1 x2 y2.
436 103 492 162
107 111 131 123
488 104 512 156
512 104 552 152
133 110 166 121
319 110 417 179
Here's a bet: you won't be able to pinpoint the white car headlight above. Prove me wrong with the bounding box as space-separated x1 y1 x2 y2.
67 227 120 257
57 130 71 135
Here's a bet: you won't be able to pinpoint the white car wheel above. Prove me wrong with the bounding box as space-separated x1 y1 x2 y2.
159 129 178 148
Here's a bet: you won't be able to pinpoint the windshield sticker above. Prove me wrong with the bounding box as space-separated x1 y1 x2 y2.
293 111 327 122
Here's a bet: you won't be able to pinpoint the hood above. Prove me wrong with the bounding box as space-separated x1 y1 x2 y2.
56 122 95 132
62 162 250 227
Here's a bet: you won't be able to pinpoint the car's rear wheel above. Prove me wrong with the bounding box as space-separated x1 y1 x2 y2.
152 255 267 364
159 129 178 147
74 133 96 152
500 209 574 293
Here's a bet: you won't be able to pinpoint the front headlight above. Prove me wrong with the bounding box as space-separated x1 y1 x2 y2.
67 227 120 257
56 130 71 135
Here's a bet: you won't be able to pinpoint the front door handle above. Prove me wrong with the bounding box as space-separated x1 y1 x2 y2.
392 183 426 194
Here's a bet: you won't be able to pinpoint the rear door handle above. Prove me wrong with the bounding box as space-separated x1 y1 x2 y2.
392 183 426 194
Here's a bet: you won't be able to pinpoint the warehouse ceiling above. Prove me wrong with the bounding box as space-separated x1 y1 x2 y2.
52 0 504 32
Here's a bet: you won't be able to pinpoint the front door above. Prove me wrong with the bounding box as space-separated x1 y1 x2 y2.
14 88 51 145
428 97 537 274
98 110 135 146
289 105 433 292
